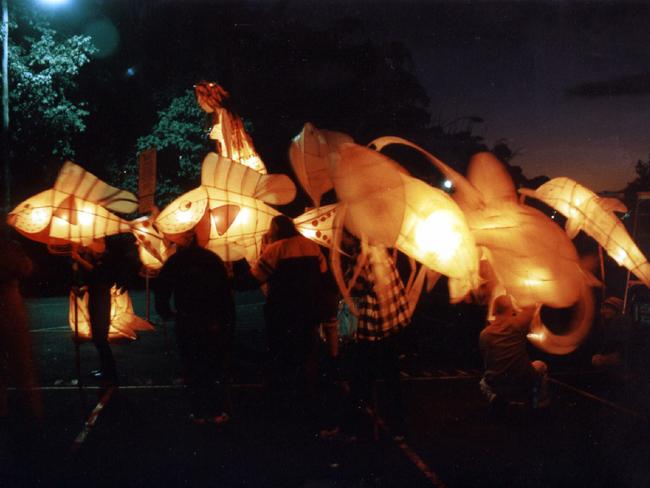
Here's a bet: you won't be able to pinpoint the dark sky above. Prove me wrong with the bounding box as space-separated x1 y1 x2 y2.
42 0 650 192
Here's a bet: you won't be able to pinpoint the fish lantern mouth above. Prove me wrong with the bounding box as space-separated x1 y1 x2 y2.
538 302 577 335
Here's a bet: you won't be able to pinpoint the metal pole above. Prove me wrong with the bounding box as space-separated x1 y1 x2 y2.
2 0 10 224
145 274 150 322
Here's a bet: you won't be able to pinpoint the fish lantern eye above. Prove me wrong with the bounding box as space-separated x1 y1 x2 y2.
176 201 194 223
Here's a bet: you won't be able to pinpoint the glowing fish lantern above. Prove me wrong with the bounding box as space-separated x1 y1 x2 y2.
331 143 480 303
8 162 137 250
194 81 267 174
520 177 650 288
69 285 153 341
370 138 599 354
156 152 296 263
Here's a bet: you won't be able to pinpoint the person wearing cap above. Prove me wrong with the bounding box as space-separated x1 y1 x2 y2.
591 296 636 370
479 294 548 409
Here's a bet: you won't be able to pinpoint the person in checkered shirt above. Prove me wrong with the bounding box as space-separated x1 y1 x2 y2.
321 232 410 441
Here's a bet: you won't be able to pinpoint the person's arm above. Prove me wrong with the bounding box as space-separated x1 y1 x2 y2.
154 258 175 321
511 306 535 330
71 248 94 272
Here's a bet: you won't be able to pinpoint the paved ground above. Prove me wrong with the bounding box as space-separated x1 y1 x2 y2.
3 290 650 487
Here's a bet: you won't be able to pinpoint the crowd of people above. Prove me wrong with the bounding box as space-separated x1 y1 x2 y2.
0 216 644 445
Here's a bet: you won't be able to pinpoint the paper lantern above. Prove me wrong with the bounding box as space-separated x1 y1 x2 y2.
521 177 650 288
194 81 267 174
293 204 338 248
331 142 480 303
69 286 153 342
366 138 600 354
156 153 296 262
130 217 176 273
8 162 136 249
289 122 353 207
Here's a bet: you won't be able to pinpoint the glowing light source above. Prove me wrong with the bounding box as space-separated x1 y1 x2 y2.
30 207 49 225
415 210 462 262
443 179 453 189
176 201 195 223
77 209 94 226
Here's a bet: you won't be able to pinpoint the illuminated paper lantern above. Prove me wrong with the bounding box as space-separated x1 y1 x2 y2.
194 81 267 174
521 177 650 288
8 162 136 249
293 204 338 248
156 153 296 262
368 138 598 354
130 217 176 273
289 122 353 207
332 143 480 303
69 286 153 342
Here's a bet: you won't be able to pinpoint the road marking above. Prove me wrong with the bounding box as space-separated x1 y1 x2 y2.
549 377 648 423
339 382 447 487
30 326 70 333
70 386 116 455
9 383 264 391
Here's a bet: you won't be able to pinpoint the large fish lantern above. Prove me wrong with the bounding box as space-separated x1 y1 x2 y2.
520 178 650 288
288 124 479 315
8 162 152 341
8 162 137 250
194 81 267 174
156 152 296 263
369 137 649 354
331 143 481 303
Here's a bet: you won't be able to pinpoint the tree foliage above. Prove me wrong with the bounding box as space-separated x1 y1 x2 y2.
109 89 212 207
624 156 650 204
4 6 96 198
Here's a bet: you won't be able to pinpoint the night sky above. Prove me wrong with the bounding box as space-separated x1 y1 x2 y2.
41 0 650 192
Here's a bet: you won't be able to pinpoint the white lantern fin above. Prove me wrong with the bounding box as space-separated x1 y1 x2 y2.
55 161 138 214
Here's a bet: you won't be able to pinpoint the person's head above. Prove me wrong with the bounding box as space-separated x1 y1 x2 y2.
268 215 298 242
601 296 623 321
492 294 513 317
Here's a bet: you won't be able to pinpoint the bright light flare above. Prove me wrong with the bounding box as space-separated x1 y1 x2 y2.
415 210 462 262
30 207 49 225
77 209 95 226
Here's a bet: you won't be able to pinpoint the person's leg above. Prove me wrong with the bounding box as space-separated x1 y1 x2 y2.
380 334 405 434
88 286 117 383
531 360 549 407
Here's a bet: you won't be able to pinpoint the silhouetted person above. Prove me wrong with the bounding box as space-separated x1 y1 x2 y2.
244 215 327 401
72 238 128 385
479 295 548 409
155 234 235 424
321 234 410 441
592 296 636 373
0 236 42 479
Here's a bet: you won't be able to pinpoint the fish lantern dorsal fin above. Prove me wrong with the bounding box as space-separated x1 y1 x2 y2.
55 161 138 214
201 153 296 205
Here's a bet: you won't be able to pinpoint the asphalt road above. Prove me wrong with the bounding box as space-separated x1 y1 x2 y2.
2 290 649 487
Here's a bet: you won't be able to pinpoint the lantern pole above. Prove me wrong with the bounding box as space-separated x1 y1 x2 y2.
145 273 150 322
2 0 10 228
71 260 85 403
